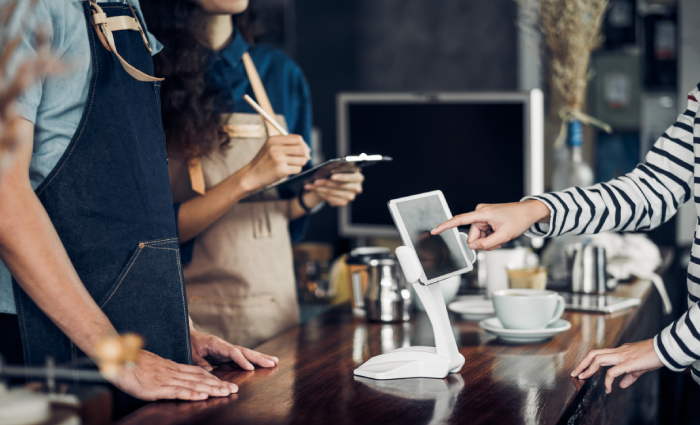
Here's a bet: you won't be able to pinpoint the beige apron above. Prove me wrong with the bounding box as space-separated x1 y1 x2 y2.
168 54 299 348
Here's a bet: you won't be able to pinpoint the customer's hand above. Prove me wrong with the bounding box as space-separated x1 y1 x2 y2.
110 350 237 401
571 339 664 394
303 170 364 207
430 200 551 251
190 329 279 372
241 135 310 193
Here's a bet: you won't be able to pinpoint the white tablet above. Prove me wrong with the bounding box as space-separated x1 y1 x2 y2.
388 190 475 285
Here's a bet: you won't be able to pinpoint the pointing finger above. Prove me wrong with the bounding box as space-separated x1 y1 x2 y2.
432 211 485 235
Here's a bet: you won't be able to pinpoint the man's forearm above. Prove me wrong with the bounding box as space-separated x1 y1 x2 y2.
0 123 116 358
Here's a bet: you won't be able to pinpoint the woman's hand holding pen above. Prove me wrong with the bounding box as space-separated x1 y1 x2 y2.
430 200 551 251
303 170 364 207
240 134 311 194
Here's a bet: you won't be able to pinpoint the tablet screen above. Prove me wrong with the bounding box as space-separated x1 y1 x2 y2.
394 194 469 280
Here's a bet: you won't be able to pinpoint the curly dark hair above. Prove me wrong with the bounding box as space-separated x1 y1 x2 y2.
140 0 258 160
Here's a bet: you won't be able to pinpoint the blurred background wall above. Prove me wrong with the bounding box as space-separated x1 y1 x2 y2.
255 0 519 249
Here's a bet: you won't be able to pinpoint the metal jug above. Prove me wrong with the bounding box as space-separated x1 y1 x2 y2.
363 257 412 322
565 243 607 294
346 247 392 316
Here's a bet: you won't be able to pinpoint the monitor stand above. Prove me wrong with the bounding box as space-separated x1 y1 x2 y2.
353 246 466 380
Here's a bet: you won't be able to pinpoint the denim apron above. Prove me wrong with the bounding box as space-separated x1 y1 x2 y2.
168 55 299 348
12 1 191 370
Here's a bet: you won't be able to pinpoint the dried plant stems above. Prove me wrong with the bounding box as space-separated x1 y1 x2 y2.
517 0 608 112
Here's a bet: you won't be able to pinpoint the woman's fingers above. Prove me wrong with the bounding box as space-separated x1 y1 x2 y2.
619 370 643 389
605 364 630 394
283 165 304 175
467 223 483 244
578 353 619 380
309 179 362 192
431 212 484 235
284 156 309 167
281 144 311 158
315 186 357 200
469 231 508 251
571 348 616 377
322 192 357 205
330 172 364 182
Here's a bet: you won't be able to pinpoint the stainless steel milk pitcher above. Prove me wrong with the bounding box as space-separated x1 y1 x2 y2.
363 257 412 322
565 243 607 294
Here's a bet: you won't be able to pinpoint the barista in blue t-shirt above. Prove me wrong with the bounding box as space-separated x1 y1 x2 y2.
0 0 276 404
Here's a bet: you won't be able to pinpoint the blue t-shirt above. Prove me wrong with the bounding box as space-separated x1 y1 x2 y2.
177 28 313 262
0 0 162 315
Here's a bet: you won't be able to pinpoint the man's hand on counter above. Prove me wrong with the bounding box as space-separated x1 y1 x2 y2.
112 350 237 401
571 338 664 394
190 328 279 372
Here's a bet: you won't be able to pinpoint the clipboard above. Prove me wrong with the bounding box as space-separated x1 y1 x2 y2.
242 153 392 201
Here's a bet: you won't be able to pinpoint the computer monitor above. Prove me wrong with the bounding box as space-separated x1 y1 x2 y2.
337 90 544 237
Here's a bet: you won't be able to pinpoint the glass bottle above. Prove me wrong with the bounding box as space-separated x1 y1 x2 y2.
552 120 594 192
545 120 594 288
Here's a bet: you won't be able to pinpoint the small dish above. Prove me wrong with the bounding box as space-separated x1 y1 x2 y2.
448 296 495 321
478 317 571 344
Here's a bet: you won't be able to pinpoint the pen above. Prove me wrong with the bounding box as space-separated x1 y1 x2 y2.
243 94 289 136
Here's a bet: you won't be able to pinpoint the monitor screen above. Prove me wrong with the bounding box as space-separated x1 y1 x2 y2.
393 194 468 280
343 100 528 234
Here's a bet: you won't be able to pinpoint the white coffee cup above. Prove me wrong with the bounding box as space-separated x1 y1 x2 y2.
491 289 565 330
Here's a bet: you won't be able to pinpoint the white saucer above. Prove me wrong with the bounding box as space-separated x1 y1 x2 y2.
448 296 495 321
478 317 571 344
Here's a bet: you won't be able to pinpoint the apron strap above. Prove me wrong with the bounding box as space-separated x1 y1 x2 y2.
241 52 281 137
89 1 163 83
187 51 280 195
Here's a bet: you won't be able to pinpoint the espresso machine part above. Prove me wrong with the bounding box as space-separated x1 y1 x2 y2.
566 243 607 294
363 258 412 322
346 247 392 315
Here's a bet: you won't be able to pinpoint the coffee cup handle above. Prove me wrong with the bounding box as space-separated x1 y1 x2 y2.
547 295 566 326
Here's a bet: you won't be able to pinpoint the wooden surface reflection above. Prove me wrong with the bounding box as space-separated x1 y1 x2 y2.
117 280 658 425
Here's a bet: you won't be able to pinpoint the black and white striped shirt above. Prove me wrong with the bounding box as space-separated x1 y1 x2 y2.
525 85 700 381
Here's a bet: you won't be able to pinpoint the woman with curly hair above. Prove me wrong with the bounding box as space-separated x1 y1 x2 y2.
141 0 364 348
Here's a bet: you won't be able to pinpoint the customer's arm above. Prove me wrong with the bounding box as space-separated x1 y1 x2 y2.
434 88 699 250
0 119 240 401
434 87 700 392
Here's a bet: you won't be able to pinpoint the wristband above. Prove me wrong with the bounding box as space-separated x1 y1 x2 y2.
298 190 326 215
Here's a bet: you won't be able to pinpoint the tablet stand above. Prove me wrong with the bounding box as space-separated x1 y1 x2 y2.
353 235 469 380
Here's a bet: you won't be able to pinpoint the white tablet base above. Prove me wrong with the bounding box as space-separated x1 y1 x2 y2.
353 244 466 380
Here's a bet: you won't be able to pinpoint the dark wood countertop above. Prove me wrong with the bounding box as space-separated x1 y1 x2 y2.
117 280 658 425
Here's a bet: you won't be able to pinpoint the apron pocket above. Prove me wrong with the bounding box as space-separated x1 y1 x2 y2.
97 238 191 364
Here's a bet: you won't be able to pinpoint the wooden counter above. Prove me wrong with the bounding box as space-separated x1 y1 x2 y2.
117 280 661 425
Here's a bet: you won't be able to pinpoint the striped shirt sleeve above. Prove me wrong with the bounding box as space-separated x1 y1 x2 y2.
655 303 700 372
523 87 699 238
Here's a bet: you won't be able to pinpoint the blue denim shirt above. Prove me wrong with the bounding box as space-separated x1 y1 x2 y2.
177 28 313 263
0 0 162 315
